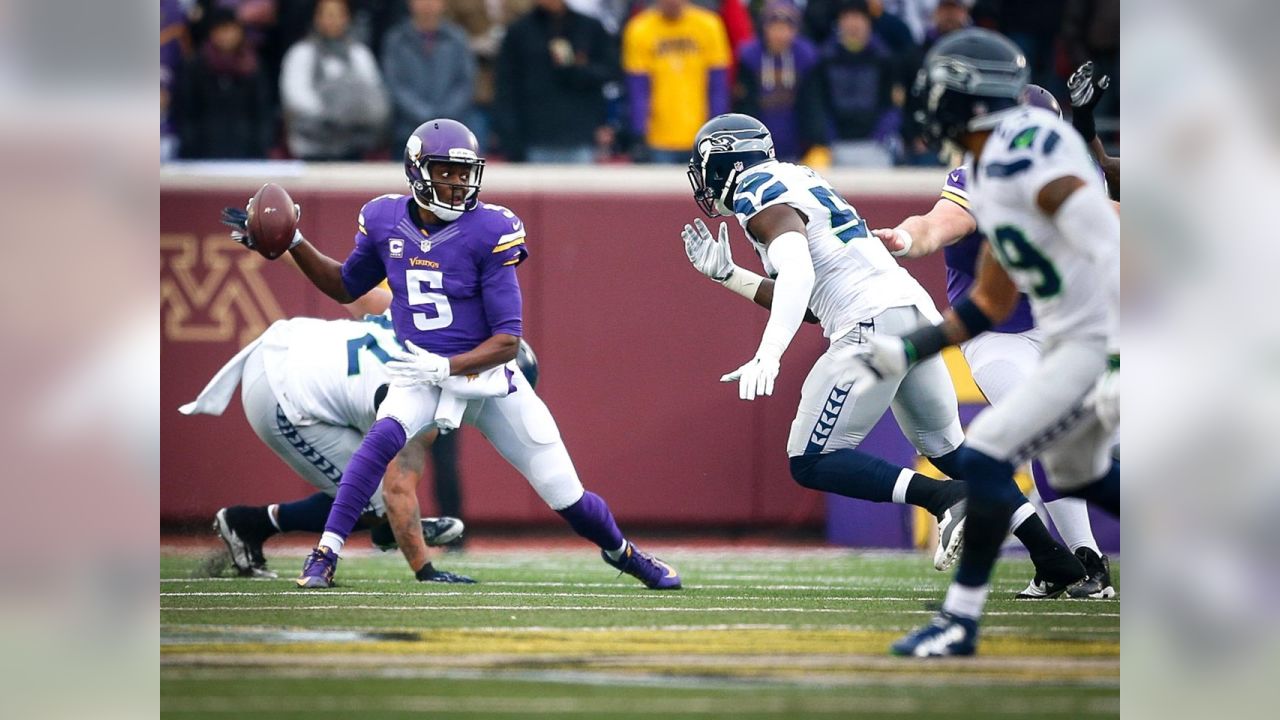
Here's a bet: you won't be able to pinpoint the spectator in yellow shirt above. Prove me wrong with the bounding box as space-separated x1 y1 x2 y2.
623 0 731 162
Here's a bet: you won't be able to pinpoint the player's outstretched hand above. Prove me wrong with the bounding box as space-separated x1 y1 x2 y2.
681 218 736 282
1067 60 1111 110
415 564 477 584
386 341 451 387
872 227 913 257
835 335 909 394
1091 356 1119 432
720 353 780 401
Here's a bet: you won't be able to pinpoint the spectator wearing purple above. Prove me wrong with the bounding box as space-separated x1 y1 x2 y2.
161 0 192 161
174 9 275 159
804 0 900 167
734 2 817 162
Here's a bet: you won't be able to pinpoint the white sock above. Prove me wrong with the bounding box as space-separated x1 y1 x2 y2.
267 504 282 532
1007 501 1038 532
891 468 914 504
942 582 990 620
1045 498 1100 554
319 531 345 555
604 540 628 561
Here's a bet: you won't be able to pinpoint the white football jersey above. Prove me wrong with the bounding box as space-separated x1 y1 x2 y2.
259 314 401 430
968 106 1113 340
730 161 936 340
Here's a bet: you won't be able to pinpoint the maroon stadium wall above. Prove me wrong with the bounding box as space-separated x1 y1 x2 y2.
161 166 949 528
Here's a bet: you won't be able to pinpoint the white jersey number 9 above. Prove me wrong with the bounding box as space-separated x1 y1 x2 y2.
406 269 454 330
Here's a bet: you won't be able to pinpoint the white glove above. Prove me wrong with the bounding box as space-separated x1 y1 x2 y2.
682 218 736 282
386 341 451 387
835 334 910 394
1091 357 1119 432
871 227 913 257
720 353 780 401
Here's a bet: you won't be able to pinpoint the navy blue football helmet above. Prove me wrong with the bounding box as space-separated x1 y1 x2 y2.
687 114 775 217
914 28 1029 147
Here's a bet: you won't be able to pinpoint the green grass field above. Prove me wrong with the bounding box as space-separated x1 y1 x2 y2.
161 546 1119 719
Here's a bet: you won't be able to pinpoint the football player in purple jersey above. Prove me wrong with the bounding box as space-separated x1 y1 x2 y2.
871 85 1116 600
270 119 681 589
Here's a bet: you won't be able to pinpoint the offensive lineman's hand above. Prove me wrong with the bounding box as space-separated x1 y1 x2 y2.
681 218 737 282
721 352 780 401
1067 60 1111 110
386 341 451 387
871 227 913 257
835 335 910 395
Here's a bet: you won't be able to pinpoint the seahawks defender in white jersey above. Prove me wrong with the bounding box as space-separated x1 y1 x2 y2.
681 114 1086 586
874 84 1115 600
181 311 469 581
842 29 1120 656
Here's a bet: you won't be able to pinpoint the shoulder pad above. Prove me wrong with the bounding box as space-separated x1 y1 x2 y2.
733 167 789 217
358 194 406 236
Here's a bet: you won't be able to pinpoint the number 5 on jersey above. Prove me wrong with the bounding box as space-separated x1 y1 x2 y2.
406 269 454 330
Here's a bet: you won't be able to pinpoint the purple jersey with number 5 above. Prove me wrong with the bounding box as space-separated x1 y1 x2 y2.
939 166 1035 334
339 195 528 355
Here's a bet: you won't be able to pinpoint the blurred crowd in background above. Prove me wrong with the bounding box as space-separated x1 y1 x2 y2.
160 0 1119 167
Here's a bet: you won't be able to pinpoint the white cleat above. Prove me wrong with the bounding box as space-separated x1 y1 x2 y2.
934 500 966 571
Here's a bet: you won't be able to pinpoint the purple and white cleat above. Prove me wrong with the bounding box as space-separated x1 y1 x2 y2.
602 542 682 590
295 546 339 588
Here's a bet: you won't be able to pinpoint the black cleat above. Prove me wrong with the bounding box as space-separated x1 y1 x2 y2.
1016 546 1086 599
214 506 276 578
1066 548 1116 598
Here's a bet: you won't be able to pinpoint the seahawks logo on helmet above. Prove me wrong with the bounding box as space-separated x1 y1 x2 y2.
688 114 775 218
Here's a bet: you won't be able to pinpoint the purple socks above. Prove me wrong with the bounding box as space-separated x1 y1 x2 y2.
323 418 407 541
557 491 625 551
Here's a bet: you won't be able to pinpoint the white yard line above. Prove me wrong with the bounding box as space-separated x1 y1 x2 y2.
162 591 941 602
162 603 1117 617
161 621 1118 635
159 578 1117 598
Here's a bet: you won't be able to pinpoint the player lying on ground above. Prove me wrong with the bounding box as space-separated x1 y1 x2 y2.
181 297 469 581
236 119 680 590
870 85 1114 599
841 29 1121 656
680 113 1084 587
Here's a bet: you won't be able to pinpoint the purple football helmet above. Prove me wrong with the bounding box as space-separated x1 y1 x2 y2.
403 119 485 221
1021 84 1062 119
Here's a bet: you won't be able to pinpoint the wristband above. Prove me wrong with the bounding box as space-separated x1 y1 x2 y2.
722 267 765 301
414 563 436 581
1071 107 1097 143
953 297 994 337
900 323 949 364
891 228 913 257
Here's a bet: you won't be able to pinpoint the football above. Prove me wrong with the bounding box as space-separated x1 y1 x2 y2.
246 182 299 259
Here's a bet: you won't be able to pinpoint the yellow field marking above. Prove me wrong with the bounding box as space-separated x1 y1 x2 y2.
163 627 1117 660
